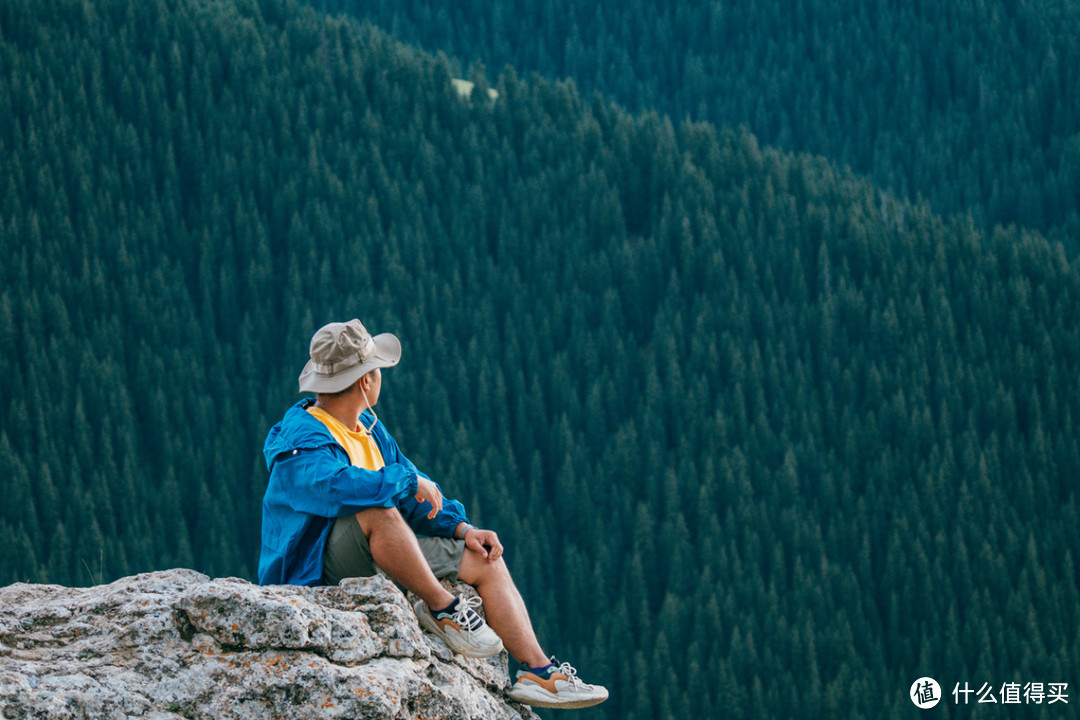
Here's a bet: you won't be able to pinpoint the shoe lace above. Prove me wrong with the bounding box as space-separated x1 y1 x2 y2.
553 660 583 686
450 595 486 631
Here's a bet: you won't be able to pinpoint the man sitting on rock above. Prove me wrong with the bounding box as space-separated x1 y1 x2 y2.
258 319 608 710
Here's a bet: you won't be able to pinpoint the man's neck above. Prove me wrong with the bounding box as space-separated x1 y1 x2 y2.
313 395 365 430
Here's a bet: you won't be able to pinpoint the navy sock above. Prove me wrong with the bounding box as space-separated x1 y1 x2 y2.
431 597 458 615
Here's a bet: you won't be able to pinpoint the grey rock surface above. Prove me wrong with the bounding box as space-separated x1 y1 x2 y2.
0 569 539 720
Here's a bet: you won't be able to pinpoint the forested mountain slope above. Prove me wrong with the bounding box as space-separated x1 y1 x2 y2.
316 0 1080 251
1 0 1078 718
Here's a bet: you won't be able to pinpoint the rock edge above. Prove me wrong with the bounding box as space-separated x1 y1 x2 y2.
0 569 539 720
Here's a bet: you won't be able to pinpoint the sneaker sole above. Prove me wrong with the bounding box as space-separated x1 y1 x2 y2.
508 685 609 709
414 600 504 658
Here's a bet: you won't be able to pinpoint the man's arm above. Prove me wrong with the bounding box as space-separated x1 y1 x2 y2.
396 474 469 536
267 443 419 517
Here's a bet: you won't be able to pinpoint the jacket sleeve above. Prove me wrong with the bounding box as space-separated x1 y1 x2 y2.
373 423 469 538
267 443 420 517
397 473 469 538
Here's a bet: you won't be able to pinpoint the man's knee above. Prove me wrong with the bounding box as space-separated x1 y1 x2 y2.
355 506 405 538
460 548 510 584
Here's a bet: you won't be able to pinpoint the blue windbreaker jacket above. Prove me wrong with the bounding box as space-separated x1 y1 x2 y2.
258 399 468 586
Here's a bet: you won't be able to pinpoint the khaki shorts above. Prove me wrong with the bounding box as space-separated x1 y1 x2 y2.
321 513 465 586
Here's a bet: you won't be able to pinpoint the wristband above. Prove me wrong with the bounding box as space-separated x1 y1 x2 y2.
456 523 475 540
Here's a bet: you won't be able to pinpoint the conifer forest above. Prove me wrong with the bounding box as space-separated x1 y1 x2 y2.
1 0 1079 717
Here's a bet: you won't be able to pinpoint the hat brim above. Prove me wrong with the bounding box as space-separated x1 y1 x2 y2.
297 332 401 394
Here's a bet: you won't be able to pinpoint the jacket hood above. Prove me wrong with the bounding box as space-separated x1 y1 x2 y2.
263 400 337 470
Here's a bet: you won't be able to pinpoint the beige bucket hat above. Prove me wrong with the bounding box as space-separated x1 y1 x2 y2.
298 319 401 394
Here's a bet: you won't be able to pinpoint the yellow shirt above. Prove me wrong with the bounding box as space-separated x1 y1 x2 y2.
306 406 386 471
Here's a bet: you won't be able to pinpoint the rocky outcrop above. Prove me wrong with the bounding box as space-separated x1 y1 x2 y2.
0 569 539 720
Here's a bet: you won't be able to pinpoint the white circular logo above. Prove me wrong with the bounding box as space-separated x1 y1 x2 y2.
911 677 942 709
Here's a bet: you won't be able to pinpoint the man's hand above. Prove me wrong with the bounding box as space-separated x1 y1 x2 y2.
463 527 503 563
414 477 443 519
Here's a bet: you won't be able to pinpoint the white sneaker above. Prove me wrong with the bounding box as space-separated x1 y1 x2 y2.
508 657 609 709
414 596 504 658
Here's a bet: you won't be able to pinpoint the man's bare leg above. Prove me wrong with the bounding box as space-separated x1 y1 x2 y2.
458 549 549 668
356 508 454 610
